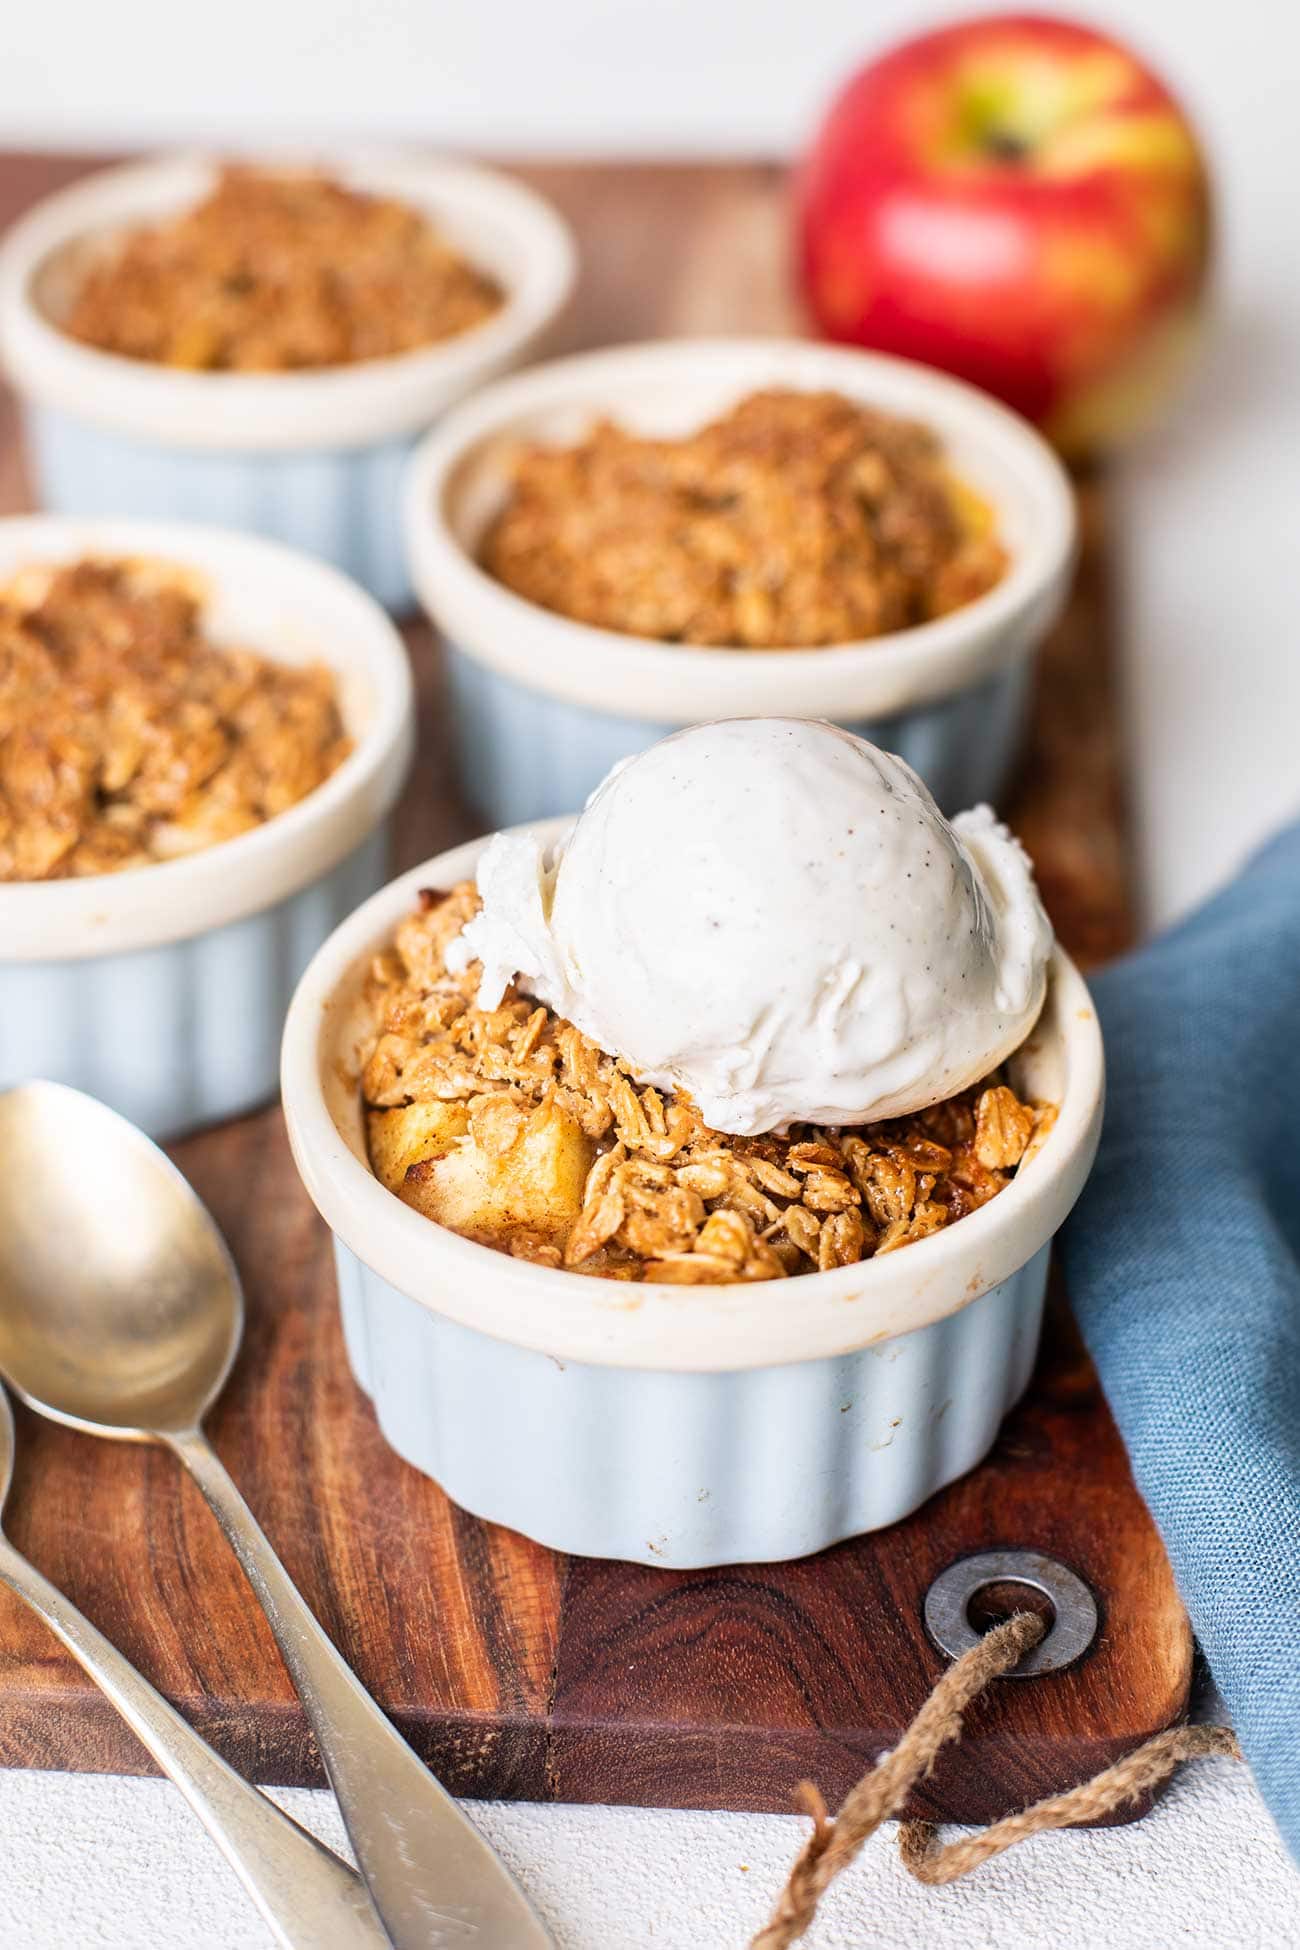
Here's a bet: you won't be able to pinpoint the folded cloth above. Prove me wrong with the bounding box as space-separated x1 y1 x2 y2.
1060 819 1300 1860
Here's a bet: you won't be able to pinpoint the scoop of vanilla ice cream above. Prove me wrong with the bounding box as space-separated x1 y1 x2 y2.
447 719 1052 1137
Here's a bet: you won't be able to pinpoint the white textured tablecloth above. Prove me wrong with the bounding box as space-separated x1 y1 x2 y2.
1 1752 1296 1949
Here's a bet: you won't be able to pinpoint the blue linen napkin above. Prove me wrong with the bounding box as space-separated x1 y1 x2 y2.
1060 818 1300 1860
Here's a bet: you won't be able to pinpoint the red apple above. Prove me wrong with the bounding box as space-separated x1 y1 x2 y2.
796 14 1212 453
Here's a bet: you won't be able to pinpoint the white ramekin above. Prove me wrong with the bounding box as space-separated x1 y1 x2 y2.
404 339 1077 824
0 153 576 611
0 515 414 1141
281 823 1104 1568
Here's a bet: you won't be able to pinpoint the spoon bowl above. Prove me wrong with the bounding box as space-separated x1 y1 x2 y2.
0 1080 239 1436
0 1386 15 1514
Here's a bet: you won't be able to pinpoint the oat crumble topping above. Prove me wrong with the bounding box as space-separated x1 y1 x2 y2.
65 167 504 371
360 885 1054 1284
0 558 351 880
481 388 1006 647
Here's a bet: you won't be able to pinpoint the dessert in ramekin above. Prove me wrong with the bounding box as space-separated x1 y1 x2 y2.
61 166 506 370
0 516 414 1139
282 721 1102 1567
0 154 575 610
404 340 1076 824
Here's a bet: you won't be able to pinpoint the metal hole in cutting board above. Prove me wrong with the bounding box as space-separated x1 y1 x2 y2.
924 1550 1100 1677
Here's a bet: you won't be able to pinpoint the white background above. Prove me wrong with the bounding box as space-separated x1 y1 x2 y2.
1 3 1298 1944
0 0 1233 160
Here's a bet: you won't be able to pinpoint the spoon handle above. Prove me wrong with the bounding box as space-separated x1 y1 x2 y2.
0 1538 387 1950
170 1428 552 1950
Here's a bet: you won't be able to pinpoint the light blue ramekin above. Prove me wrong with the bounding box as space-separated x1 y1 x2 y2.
24 410 419 613
406 339 1076 823
445 644 1029 826
0 153 576 613
1 831 389 1142
0 515 416 1141
281 831 1103 1568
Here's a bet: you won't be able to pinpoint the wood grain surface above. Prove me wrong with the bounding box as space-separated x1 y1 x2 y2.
0 154 1179 1823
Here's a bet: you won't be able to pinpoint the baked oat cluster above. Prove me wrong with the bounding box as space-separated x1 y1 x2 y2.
0 558 350 880
482 388 1006 646
361 885 1053 1284
65 167 504 371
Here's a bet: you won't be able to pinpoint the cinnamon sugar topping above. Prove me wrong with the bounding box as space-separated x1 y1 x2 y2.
0 558 350 880
66 167 504 371
482 388 1006 647
360 886 1051 1285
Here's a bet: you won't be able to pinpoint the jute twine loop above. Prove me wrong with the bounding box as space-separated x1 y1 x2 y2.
752 1611 1241 1949
898 1723 1241 1886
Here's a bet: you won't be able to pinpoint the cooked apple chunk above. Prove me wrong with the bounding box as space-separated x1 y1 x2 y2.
367 1095 593 1246
367 1100 471 1194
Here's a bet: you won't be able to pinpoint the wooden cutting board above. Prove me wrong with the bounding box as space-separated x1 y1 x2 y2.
0 156 1184 1825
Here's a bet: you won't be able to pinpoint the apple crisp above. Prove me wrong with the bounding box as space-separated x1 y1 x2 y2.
481 388 1006 646
0 558 351 880
361 885 1053 1284
65 167 504 371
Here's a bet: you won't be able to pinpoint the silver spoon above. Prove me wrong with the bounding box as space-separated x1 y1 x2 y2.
0 1383 386 1949
0 1080 552 1950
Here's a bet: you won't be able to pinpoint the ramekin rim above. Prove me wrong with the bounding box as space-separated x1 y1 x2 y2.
0 514 415 960
280 820 1105 1373
0 150 577 452
403 336 1078 721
